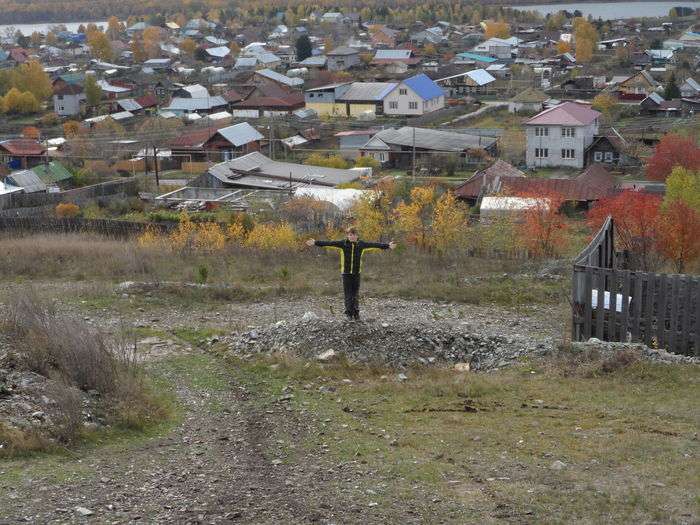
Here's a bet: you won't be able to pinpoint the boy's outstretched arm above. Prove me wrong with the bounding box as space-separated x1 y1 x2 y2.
361 240 398 250
306 239 344 248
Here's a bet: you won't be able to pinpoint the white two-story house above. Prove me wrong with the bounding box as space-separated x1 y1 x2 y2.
383 73 445 117
525 102 601 169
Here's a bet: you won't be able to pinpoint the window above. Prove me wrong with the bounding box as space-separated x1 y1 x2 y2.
561 149 575 159
604 151 614 162
389 101 398 109
535 127 549 137
57 94 64 100
399 88 407 95
594 151 603 162
535 148 549 158
561 127 576 137
408 101 418 110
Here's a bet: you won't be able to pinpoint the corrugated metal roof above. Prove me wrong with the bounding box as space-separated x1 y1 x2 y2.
370 127 497 152
6 170 47 193
216 122 264 147
165 96 227 111
205 46 231 58
117 98 143 112
338 82 397 101
31 162 73 184
374 49 412 60
210 152 359 187
255 68 304 87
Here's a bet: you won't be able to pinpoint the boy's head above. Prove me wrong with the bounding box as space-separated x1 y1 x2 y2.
345 227 359 242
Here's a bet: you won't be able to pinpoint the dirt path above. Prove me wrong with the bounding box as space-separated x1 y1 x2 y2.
1 351 371 523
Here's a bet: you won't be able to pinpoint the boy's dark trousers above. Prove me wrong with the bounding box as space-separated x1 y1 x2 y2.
342 273 361 319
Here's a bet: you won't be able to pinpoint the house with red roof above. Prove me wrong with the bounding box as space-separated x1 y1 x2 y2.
0 139 47 170
525 101 601 169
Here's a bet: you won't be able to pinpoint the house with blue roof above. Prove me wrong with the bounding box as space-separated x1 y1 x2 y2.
383 74 445 116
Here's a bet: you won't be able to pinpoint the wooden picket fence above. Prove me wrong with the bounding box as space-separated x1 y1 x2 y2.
572 217 699 356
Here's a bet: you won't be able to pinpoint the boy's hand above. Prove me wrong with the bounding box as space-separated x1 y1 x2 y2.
305 239 315 247
389 241 397 250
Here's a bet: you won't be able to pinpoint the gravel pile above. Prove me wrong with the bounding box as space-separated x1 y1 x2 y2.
225 312 553 371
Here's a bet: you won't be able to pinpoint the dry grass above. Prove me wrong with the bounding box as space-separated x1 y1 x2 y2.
1 292 172 452
0 233 569 307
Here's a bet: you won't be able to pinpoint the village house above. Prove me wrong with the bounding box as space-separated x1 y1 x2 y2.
335 82 397 118
169 122 264 166
525 102 601 169
584 131 637 167
326 46 361 71
508 88 548 114
456 161 617 210
0 139 48 170
680 77 700 98
383 74 445 116
304 83 352 116
359 126 497 168
53 83 86 117
435 69 497 97
191 151 360 190
614 70 661 100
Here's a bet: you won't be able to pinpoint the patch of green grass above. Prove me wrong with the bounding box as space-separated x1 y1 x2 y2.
160 354 231 392
227 353 700 523
171 326 227 346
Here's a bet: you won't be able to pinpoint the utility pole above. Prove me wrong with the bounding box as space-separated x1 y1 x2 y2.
153 145 160 187
269 117 274 160
411 126 416 180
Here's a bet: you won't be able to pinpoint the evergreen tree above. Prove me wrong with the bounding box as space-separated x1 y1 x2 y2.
295 34 312 62
664 73 680 99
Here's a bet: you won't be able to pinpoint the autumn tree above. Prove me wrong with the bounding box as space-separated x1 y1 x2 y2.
1 87 40 114
130 36 147 63
432 191 468 254
517 191 569 258
657 201 700 272
13 61 53 101
395 186 436 250
591 93 618 125
88 30 114 61
30 31 43 47
142 26 162 58
351 178 397 240
423 43 437 55
84 75 102 109
588 190 663 271
63 120 82 137
303 153 349 169
664 166 700 212
646 133 700 181
106 16 121 40
180 38 197 56
573 17 598 63
556 40 572 54
483 21 510 39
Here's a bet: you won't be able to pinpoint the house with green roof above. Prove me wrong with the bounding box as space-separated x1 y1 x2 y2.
30 161 73 188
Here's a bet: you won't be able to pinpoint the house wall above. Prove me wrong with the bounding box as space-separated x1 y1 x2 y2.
525 122 598 169
53 93 85 116
347 103 378 117
327 54 360 71
305 101 345 116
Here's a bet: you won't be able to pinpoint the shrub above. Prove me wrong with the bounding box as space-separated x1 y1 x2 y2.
244 222 298 251
194 222 226 252
55 202 80 218
2 293 171 437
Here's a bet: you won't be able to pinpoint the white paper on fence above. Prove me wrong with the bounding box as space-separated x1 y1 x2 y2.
591 289 630 313
293 187 368 211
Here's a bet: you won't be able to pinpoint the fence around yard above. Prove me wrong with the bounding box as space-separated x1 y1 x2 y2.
572 216 699 356
0 217 174 237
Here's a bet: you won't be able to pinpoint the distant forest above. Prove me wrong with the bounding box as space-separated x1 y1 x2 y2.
0 0 552 26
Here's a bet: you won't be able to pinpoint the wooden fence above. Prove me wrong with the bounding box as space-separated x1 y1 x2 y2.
572 217 699 356
0 217 174 237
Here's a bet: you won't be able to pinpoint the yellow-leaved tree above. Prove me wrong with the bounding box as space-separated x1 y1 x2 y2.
394 186 435 250
432 191 468 254
573 18 598 63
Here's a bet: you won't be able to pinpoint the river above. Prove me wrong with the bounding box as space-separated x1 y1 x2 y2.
513 1 699 18
0 21 107 36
